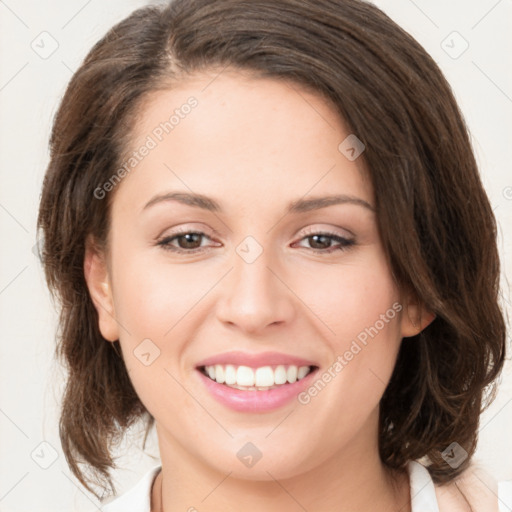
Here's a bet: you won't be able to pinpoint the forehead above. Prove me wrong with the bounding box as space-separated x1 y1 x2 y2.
113 70 373 215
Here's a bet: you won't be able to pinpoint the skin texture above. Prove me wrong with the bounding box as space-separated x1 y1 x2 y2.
84 70 435 511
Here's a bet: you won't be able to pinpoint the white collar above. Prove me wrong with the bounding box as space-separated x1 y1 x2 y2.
408 460 440 512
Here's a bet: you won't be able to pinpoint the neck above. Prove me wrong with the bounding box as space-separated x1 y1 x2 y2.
151 424 411 512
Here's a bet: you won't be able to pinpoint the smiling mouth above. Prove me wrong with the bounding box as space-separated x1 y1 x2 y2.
198 364 318 391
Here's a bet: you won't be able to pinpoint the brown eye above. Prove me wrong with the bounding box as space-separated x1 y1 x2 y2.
157 231 214 253
294 231 355 253
174 232 204 249
307 234 334 250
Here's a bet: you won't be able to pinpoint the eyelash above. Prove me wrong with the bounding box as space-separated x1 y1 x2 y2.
156 227 355 255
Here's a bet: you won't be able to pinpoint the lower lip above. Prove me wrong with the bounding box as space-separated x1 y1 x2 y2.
196 368 318 413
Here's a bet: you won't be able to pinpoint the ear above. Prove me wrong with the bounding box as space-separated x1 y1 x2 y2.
83 236 119 342
400 291 436 338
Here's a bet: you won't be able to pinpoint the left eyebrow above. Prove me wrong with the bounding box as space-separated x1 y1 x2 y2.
142 191 375 214
287 194 375 213
143 191 222 212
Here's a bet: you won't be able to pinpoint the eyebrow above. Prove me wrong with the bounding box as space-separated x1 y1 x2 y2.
143 191 375 214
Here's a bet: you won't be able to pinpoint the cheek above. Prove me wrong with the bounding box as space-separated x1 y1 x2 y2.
330 271 401 347
294 251 403 402
108 246 196 415
110 245 202 338
108 242 218 402
291 249 401 343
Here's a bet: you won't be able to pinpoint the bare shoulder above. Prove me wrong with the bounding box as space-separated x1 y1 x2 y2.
434 462 499 512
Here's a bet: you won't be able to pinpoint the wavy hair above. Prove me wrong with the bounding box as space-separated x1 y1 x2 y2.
37 0 506 499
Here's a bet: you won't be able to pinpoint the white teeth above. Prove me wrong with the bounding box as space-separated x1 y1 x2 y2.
225 364 236 385
236 366 255 386
255 366 274 387
297 366 310 379
214 364 225 384
202 364 314 389
274 365 287 385
287 365 298 383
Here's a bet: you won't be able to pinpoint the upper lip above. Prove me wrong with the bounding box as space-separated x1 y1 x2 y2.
195 351 318 369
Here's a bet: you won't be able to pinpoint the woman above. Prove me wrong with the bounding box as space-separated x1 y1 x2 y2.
37 0 506 510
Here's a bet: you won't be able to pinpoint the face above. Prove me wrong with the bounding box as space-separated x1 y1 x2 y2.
85 69 424 481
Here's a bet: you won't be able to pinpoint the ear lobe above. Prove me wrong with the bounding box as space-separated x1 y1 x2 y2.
83 238 119 342
400 295 436 338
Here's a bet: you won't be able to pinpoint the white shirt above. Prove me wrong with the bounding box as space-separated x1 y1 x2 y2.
101 460 440 511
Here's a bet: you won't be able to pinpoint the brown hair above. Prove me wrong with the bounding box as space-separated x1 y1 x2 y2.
37 0 506 500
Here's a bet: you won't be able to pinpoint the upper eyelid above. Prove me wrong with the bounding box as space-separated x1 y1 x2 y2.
158 228 354 250
159 230 353 243
159 224 354 240
300 225 354 239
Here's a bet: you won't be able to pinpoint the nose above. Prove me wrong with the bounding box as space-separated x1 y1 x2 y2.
215 242 295 334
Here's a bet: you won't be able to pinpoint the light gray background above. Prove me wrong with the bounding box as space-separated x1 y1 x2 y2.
1 1 511 511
